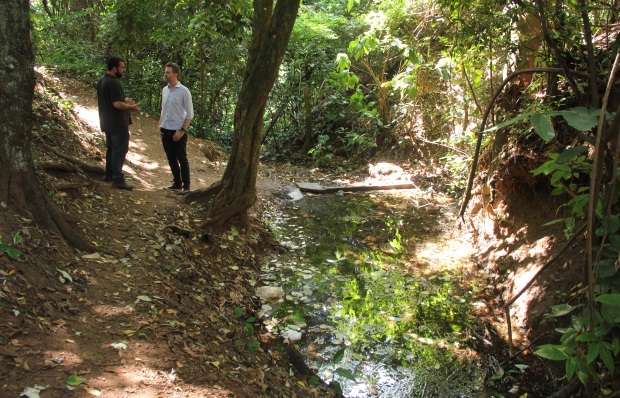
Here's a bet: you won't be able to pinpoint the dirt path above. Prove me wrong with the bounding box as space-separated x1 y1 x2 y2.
65 77 223 194
0 74 333 398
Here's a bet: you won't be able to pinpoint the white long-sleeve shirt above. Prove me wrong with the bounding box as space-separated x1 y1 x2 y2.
160 82 194 130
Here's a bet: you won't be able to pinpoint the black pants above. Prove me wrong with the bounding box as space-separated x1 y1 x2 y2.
160 128 190 189
104 129 129 183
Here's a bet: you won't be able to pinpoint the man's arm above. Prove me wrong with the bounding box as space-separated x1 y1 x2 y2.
113 101 140 112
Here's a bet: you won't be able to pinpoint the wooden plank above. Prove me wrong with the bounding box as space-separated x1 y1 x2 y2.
297 182 416 193
296 182 326 192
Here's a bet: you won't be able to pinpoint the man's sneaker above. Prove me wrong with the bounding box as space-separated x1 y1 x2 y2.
104 176 113 182
182 186 191 192
165 184 182 190
112 181 133 191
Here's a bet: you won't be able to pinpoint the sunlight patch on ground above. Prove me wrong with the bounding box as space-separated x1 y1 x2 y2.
73 103 100 130
414 234 476 274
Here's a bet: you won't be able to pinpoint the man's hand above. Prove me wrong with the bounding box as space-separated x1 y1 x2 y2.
126 98 141 112
173 130 185 142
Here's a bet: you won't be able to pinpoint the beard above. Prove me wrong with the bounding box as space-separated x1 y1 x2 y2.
115 71 124 78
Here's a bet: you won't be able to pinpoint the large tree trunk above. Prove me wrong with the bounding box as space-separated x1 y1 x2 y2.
0 0 96 251
186 0 300 226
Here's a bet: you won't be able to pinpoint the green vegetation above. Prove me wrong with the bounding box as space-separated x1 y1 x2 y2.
0 233 23 260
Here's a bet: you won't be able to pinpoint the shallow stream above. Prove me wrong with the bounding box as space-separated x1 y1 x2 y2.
262 188 487 397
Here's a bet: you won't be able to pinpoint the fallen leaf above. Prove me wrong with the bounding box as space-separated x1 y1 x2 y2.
65 374 85 386
82 253 101 260
84 387 102 396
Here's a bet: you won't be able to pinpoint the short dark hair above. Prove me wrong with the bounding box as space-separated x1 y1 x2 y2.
166 62 180 77
106 57 123 71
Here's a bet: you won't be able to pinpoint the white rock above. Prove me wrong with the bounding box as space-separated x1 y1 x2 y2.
256 286 285 302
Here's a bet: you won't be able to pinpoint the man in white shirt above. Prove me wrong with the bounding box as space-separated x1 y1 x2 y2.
158 62 194 191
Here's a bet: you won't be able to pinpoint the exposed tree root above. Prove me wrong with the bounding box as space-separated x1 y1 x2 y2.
40 142 105 175
39 162 78 172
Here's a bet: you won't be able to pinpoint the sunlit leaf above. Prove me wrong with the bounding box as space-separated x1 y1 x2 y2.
57 269 73 283
534 344 570 360
65 374 86 386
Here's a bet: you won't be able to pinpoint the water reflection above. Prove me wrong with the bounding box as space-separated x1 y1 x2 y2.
263 192 486 397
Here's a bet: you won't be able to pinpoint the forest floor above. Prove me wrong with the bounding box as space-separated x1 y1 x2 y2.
0 69 592 397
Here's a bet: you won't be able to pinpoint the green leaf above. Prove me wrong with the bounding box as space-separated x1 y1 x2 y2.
575 332 597 342
544 304 578 318
560 107 600 132
607 215 620 234
599 260 618 279
531 113 555 142
234 307 244 318
12 232 21 245
484 112 533 133
531 159 556 176
586 341 600 364
57 269 73 283
595 294 620 306
555 146 589 164
332 347 345 364
601 303 620 323
334 367 356 381
534 344 570 360
330 380 343 396
347 0 355 12
247 340 260 352
566 357 576 381
65 374 86 386
612 338 620 356
599 345 614 375
234 339 245 347
308 375 320 385
609 234 620 250
577 369 588 385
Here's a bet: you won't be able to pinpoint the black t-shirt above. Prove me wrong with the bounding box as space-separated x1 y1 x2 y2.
96 74 132 132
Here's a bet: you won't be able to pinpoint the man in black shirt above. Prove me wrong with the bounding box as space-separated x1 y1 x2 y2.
97 57 140 190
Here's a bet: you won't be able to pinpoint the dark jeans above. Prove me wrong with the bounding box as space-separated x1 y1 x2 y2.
160 128 190 189
104 129 129 183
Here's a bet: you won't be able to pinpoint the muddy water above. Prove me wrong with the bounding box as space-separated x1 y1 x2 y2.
262 190 486 397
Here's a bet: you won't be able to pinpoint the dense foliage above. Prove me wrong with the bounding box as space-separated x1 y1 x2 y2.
30 0 620 394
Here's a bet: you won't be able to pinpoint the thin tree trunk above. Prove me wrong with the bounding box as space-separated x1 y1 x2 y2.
579 0 600 107
301 85 313 153
186 0 300 226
